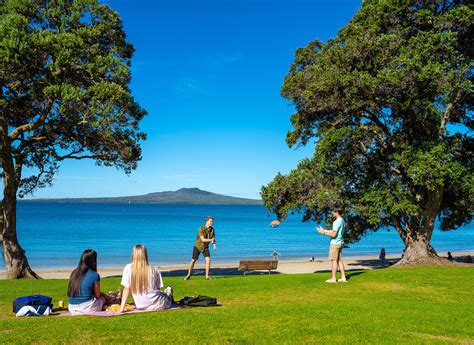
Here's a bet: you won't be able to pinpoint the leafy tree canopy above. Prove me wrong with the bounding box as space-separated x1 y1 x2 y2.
0 0 146 278
261 0 473 255
0 0 146 197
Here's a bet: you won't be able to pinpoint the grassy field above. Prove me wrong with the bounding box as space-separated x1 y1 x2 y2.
0 266 473 344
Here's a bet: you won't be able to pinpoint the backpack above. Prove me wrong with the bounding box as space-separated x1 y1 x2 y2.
13 295 53 314
178 295 217 307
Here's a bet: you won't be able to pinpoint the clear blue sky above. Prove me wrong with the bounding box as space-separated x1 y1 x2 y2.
29 0 362 200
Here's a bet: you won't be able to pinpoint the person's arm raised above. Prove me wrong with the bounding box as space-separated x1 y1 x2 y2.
316 227 337 238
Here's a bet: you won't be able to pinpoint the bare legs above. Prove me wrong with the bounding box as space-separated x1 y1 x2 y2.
185 258 196 279
337 257 346 281
329 252 346 282
330 259 338 281
205 256 211 279
185 257 211 280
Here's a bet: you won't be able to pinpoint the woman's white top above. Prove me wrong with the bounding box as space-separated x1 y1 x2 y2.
121 264 167 310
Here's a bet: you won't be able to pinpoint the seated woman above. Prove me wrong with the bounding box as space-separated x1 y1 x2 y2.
67 249 114 315
118 244 173 313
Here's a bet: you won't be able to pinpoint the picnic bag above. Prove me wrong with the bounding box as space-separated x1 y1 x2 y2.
12 295 53 313
15 305 51 317
178 295 217 307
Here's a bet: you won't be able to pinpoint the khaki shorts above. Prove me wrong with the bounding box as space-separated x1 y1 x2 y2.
328 244 343 260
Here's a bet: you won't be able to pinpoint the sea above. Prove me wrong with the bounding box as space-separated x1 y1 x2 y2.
2 202 473 269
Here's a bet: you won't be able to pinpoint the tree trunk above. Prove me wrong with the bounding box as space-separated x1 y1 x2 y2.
0 203 3 246
395 221 451 266
397 233 439 265
393 188 454 266
2 197 40 279
1 132 40 279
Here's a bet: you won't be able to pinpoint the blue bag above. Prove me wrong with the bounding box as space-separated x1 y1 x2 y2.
15 305 51 317
12 295 53 313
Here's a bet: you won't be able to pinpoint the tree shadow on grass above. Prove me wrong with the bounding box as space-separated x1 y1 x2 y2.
346 259 398 269
160 267 281 278
452 256 473 264
345 271 368 280
312 269 368 279
311 259 398 277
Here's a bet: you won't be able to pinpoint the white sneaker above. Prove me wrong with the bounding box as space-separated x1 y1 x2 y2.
325 279 337 283
338 278 347 282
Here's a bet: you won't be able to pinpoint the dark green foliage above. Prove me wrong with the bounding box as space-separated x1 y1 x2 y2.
0 0 146 196
0 0 146 277
262 0 473 252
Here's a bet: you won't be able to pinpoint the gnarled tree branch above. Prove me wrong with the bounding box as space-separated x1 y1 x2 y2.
9 100 54 140
439 89 463 139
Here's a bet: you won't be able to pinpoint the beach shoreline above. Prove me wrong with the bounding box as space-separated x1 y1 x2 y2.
1 251 472 279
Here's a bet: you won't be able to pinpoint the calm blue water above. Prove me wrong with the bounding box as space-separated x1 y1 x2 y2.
3 202 472 269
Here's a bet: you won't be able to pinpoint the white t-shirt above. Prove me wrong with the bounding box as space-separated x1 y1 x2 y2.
121 264 165 309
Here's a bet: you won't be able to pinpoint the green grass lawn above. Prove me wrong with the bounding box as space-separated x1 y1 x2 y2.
0 267 473 344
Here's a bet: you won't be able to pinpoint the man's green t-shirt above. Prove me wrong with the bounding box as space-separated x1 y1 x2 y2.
194 226 215 252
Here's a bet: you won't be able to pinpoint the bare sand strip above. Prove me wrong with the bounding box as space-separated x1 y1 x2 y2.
1 252 472 279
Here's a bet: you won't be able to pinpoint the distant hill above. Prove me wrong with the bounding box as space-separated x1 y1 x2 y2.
23 188 263 205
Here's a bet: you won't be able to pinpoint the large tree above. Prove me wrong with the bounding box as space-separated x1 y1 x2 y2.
262 0 473 264
0 0 146 278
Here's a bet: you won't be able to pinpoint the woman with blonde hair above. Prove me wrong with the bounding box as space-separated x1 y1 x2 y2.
119 244 173 312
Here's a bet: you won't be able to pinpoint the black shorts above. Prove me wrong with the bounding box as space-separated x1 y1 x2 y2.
192 246 210 260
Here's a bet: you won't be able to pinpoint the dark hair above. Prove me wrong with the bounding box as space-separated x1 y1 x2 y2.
67 249 98 297
205 215 213 221
333 207 343 216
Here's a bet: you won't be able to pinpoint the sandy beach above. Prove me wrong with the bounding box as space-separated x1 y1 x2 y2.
1 252 472 279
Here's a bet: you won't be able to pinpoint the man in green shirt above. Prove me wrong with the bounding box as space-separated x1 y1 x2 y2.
184 216 216 280
316 208 347 283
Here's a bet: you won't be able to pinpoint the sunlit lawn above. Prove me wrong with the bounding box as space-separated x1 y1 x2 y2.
0 266 473 344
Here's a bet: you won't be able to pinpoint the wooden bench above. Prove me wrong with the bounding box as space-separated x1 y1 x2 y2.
238 260 278 275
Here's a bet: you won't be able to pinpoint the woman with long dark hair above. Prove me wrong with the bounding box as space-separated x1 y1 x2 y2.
67 249 112 315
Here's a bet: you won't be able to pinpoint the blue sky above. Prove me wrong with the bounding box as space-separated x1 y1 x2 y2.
29 0 362 199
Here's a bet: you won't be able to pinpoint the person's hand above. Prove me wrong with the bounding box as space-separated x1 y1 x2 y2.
316 227 324 234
